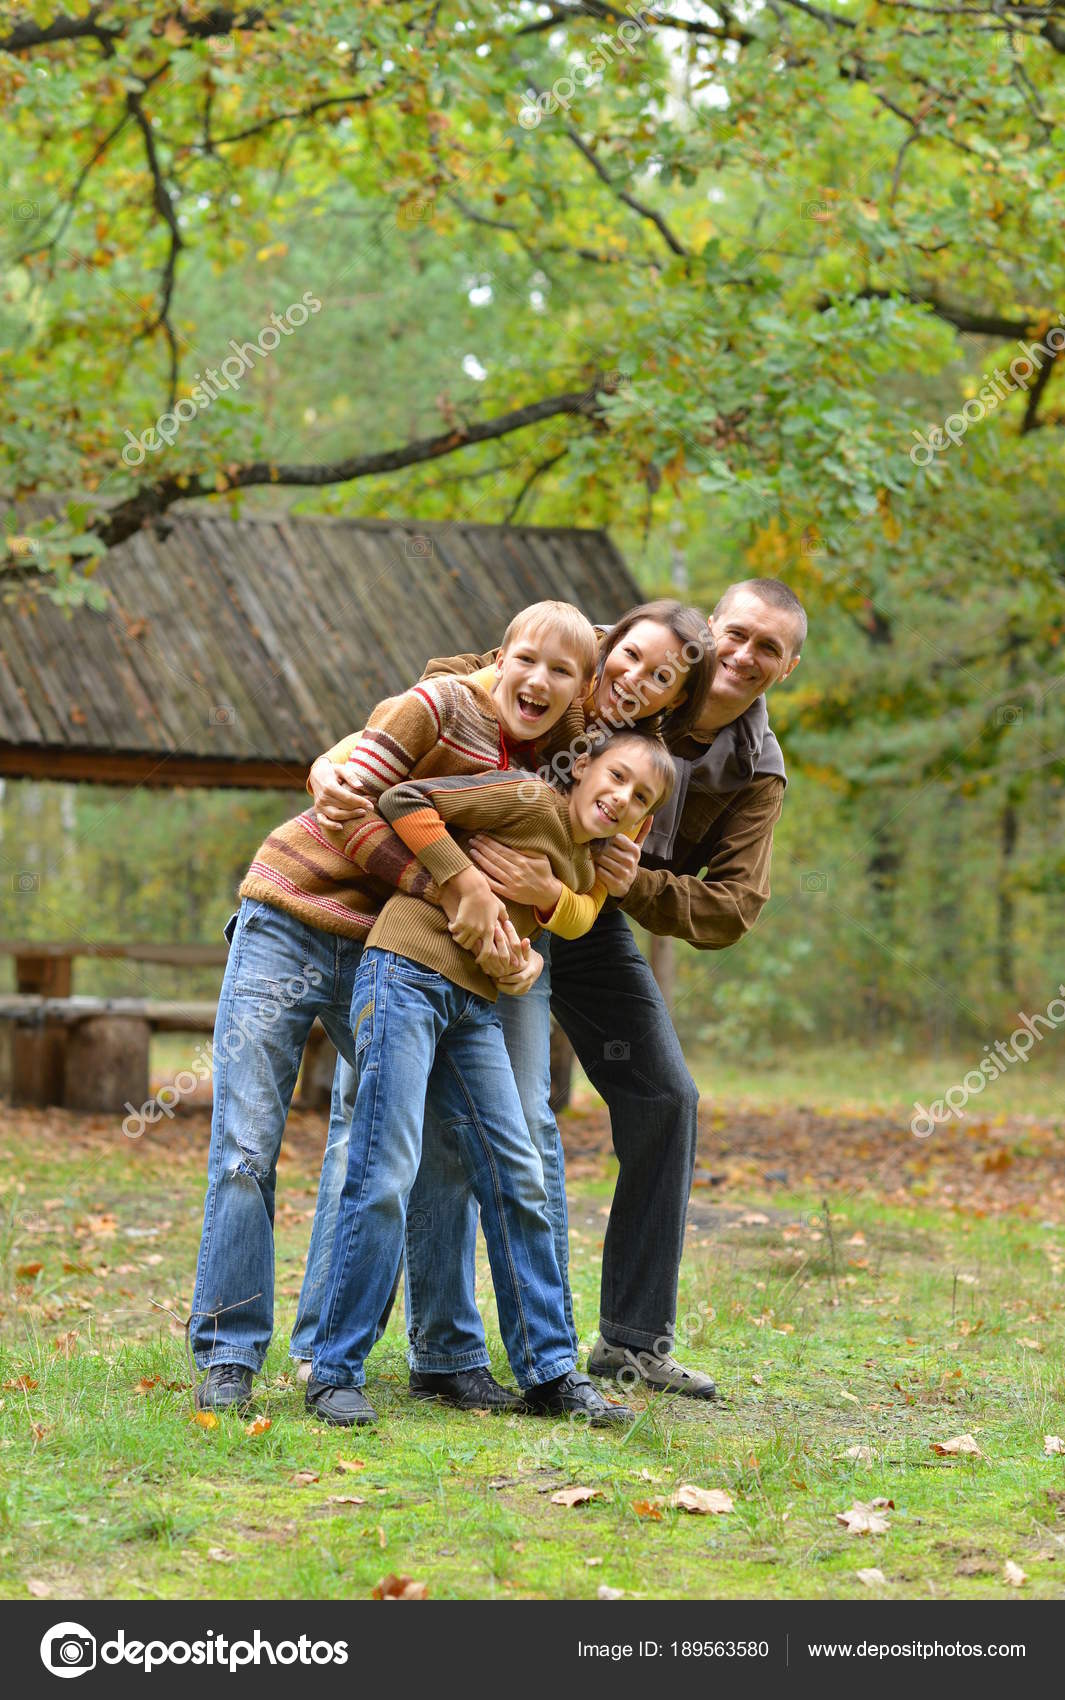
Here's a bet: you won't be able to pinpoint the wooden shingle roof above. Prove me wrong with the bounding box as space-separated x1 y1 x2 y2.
0 513 640 789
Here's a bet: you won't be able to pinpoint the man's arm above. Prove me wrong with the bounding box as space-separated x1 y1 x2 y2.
620 777 784 949
420 647 499 681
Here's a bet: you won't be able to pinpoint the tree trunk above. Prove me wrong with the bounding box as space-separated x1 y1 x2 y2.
649 933 675 1015
996 784 1020 994
548 1020 574 1113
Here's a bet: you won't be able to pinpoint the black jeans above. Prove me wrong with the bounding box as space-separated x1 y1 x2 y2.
403 910 700 1361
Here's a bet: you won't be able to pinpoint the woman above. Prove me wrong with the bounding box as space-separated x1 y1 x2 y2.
305 600 716 1404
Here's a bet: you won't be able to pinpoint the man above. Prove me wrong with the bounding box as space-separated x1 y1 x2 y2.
313 577 806 1402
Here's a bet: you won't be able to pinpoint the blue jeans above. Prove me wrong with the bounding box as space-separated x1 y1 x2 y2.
311 949 576 1391
404 909 700 1360
190 898 365 1371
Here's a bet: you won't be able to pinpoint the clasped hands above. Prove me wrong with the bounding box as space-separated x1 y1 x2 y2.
309 757 541 996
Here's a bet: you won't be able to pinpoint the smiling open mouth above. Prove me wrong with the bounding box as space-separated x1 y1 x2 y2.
516 692 549 720
594 800 618 824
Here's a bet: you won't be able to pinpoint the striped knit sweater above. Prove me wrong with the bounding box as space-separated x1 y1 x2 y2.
370 768 597 1000
237 673 586 941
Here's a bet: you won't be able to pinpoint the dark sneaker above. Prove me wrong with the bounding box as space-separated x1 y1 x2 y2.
195 1363 253 1413
305 1376 377 1427
587 1336 718 1401
521 1370 634 1428
410 1367 523 1412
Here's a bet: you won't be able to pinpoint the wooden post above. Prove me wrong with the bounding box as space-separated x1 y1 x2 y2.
299 1021 337 1109
649 934 675 1014
11 952 71 1107
64 1015 150 1113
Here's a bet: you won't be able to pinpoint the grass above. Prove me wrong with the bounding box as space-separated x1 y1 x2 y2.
0 1096 1063 1601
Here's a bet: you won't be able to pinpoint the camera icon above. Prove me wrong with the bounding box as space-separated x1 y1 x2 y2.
994 704 1023 726
603 1040 630 1061
800 532 825 556
405 536 433 557
7 534 39 556
208 705 236 725
800 871 828 893
14 871 40 893
207 35 234 54
40 1622 96 1678
398 198 435 226
15 200 40 221
518 107 542 130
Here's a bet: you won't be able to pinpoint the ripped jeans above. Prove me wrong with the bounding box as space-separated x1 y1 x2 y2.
190 897 364 1372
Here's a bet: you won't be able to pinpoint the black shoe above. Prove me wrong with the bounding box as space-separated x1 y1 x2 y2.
195 1363 253 1413
521 1370 634 1428
409 1367 523 1412
305 1376 377 1427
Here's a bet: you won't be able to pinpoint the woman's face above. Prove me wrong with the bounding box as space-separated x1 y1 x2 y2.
595 618 689 725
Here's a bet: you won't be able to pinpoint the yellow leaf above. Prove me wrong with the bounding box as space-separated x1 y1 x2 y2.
191 1411 218 1430
670 1485 733 1515
245 1415 271 1437
551 1485 604 1507
1003 1560 1027 1587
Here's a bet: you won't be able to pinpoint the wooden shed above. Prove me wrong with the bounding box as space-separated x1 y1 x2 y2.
0 511 639 790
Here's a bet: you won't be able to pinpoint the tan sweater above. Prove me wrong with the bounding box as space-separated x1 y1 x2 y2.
369 769 596 1001
239 675 530 939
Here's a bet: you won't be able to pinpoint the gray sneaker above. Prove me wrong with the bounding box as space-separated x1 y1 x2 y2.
587 1337 718 1401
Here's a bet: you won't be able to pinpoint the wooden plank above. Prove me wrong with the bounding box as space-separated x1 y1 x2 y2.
0 744 308 789
0 617 68 744
0 939 229 966
0 994 218 1027
274 518 389 736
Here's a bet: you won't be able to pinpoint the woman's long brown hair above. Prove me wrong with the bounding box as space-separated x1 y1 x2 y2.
595 599 716 743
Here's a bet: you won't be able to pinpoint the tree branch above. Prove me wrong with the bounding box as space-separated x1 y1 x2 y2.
94 379 613 550
126 86 185 407
0 6 267 55
553 113 689 259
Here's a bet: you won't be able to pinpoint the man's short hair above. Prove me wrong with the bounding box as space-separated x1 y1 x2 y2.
500 600 599 680
713 578 807 654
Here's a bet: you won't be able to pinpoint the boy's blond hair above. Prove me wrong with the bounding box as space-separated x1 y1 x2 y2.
499 600 598 683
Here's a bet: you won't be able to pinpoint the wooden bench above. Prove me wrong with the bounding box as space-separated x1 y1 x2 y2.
0 940 337 1113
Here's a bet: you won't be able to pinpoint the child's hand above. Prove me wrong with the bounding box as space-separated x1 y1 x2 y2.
495 941 544 998
444 867 511 957
467 836 561 912
309 756 375 827
473 921 525 979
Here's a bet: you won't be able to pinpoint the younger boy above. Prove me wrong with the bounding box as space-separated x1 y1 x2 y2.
306 727 676 1427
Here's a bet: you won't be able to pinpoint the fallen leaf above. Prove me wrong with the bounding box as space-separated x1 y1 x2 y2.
551 1485 604 1507
133 1376 160 1396
290 1469 319 1486
1041 1434 1064 1458
52 1332 78 1357
85 1213 117 1236
670 1485 734 1515
836 1501 890 1535
15 1261 43 1278
245 1415 271 1437
856 1568 886 1588
846 1232 867 1247
328 1495 366 1506
632 1499 664 1520
3 1375 37 1392
191 1411 218 1430
372 1573 427 1600
377 1526 387 1548
838 1390 860 1404
585 1557 602 1567
739 1212 770 1226
869 1497 894 1510
838 1445 874 1464
751 1373 765 1387
1003 1559 1027 1587
931 1434 982 1458
597 1584 625 1600
1018 1337 1044 1352
336 1457 367 1473
30 1422 47 1442
26 1577 51 1597
207 1547 233 1563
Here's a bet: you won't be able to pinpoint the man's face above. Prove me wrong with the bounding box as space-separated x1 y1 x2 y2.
706 589 801 718
492 626 587 741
